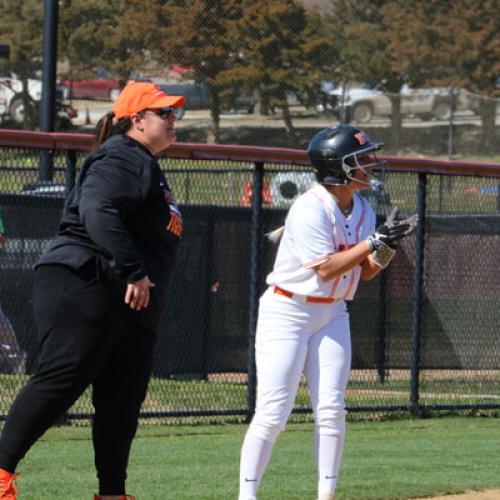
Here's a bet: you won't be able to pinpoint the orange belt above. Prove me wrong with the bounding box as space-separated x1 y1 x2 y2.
274 286 338 304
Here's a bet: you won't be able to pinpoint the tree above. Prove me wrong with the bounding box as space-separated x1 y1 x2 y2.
156 0 244 143
327 0 410 150
0 0 44 129
59 0 160 88
380 0 453 85
378 0 499 151
236 0 333 144
426 0 499 151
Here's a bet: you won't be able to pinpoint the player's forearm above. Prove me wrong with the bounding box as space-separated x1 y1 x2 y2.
316 240 371 281
360 255 384 281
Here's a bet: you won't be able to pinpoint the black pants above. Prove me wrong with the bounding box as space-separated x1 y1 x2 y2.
0 262 156 495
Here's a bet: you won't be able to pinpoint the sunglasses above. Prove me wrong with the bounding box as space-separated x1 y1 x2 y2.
143 108 174 119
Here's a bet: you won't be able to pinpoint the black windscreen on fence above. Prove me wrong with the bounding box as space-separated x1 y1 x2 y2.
1 192 499 379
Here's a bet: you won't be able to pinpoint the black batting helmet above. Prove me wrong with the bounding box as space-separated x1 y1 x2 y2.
307 125 384 186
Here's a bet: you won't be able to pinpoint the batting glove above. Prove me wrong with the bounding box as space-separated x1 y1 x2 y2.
366 207 418 251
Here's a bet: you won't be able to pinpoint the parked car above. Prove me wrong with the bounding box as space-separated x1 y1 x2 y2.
21 180 66 198
317 82 474 123
0 75 76 125
160 81 256 119
58 78 120 101
0 76 42 120
466 80 500 115
0 46 76 126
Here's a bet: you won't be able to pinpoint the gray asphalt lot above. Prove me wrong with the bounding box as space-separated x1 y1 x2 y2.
68 98 489 130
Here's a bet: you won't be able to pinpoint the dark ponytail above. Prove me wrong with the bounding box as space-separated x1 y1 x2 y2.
93 111 132 149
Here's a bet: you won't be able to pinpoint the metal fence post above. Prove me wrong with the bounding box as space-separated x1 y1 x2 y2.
66 149 77 193
247 162 264 420
199 215 214 381
39 0 59 182
184 175 190 204
41 0 58 133
375 270 388 384
447 86 456 160
410 173 427 416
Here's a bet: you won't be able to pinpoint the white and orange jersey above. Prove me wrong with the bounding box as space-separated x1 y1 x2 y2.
266 182 376 300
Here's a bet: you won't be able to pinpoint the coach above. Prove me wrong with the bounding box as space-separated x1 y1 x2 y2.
0 82 185 500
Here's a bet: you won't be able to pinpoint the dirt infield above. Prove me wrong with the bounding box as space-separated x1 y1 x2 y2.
415 489 500 499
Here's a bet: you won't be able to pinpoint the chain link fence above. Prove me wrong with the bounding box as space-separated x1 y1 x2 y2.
0 135 499 424
0 1 499 158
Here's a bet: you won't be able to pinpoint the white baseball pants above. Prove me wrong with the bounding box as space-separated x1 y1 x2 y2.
239 287 352 499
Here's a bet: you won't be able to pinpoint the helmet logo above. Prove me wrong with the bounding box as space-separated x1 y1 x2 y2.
354 131 368 145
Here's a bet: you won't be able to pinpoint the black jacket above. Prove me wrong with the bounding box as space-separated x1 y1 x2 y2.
38 134 182 331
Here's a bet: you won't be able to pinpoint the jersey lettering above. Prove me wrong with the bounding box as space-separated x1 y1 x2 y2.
166 212 183 237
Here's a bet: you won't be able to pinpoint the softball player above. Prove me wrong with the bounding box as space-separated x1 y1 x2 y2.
238 125 417 500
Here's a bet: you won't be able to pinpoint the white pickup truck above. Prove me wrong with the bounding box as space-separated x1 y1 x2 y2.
317 83 473 123
0 75 77 126
0 44 75 125
0 75 44 123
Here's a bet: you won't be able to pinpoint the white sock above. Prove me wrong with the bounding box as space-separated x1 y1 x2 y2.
239 433 275 500
315 430 345 498
317 493 335 500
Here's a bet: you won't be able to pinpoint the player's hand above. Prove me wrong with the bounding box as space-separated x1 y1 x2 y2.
125 275 155 311
367 207 418 251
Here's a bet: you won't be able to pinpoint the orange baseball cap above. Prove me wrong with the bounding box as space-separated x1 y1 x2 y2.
112 81 185 120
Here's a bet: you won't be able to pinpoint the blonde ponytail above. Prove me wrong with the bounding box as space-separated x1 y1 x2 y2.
267 225 285 243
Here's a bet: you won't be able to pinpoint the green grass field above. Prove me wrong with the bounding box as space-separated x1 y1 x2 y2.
3 416 499 499
1 150 500 212
2 370 500 422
